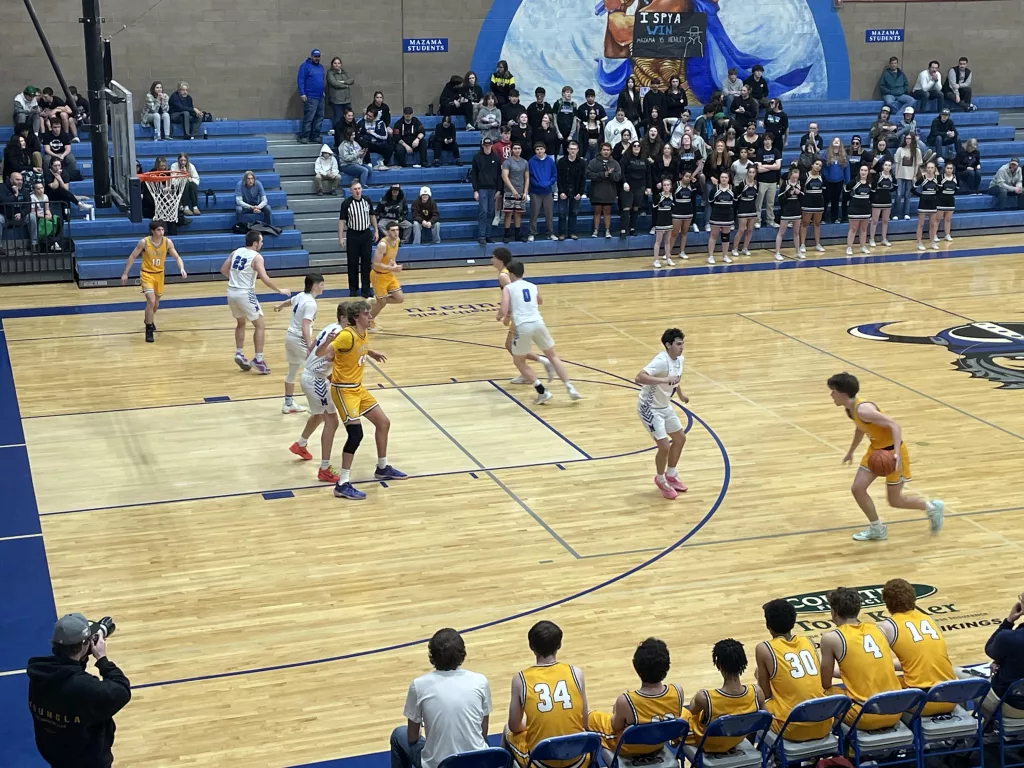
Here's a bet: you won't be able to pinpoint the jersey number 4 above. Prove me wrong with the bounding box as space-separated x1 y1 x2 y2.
783 650 819 678
862 635 884 658
231 255 249 271
534 680 572 712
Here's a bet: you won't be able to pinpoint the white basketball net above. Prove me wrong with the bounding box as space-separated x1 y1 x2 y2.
143 174 188 223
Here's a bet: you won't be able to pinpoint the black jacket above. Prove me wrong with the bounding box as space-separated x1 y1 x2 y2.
393 117 425 144
616 89 642 123
556 154 586 198
27 654 131 768
439 80 466 116
500 102 527 127
955 146 980 171
620 153 650 188
375 192 408 221
0 181 28 219
526 101 553 130
470 149 502 190
743 75 769 101
929 116 958 146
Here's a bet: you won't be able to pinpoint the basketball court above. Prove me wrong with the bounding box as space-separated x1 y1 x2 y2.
2 241 1023 767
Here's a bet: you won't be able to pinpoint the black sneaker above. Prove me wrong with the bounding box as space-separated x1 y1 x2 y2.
145 324 155 343
478 238 486 246
485 237 494 243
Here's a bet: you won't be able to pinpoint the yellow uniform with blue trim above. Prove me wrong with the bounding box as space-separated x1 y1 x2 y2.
590 684 685 755
848 397 912 484
883 609 956 715
687 686 758 753
140 236 168 296
763 635 830 741
826 622 902 729
371 239 401 300
328 326 378 422
507 662 587 768
499 267 517 336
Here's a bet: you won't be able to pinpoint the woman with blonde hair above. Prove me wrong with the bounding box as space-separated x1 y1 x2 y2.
171 152 201 215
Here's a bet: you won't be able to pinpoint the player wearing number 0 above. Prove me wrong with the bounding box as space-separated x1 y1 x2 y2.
289 320 343 483
505 621 589 768
120 220 186 343
819 587 902 731
496 260 581 404
755 599 830 742
588 638 686 757
636 329 689 500
315 299 407 500
368 222 404 332
685 640 765 753
220 231 291 374
878 578 957 715
274 273 325 413
492 248 555 384
827 372 944 542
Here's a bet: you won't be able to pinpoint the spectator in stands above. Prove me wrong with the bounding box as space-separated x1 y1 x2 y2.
336 127 370 186
731 146 754 183
326 57 355 126
526 87 552 130
556 140 585 241
504 621 587 767
893 133 922 219
641 78 665 127
375 183 412 243
580 108 603 162
896 106 918 144
617 76 642 124
4 134 43 188
605 108 636 148
664 76 688 121
43 119 78 178
981 590 1024 721
527 143 557 241
358 108 393 170
368 92 393 128
612 129 633 163
333 107 359 152
412 187 440 244
687 640 764 753
737 122 761 157
534 114 560 159
430 114 461 166
313 144 341 196
141 81 172 141
463 72 483 129
296 49 325 144
730 85 758 132
439 75 469 125
823 137 850 224
28 180 60 250
489 60 514 107
694 103 717 148
553 86 579 156
989 156 1023 209
169 82 203 140
501 142 529 242
501 90 526 128
722 68 743 113
705 140 732 224
879 57 916 112
390 628 491 768
639 125 664 166
171 152 202 215
653 143 680 190
665 110 692 151
393 108 427 168
955 137 982 194
68 86 89 122
44 158 91 214
235 170 272 226
944 57 975 112
510 113 533 153
619 141 648 237
14 86 41 135
722 125 738 154
755 133 782 228
0 171 28 256
863 137 892 185
475 93 502 143
761 98 788 147
587 143 621 238
799 122 823 154
744 65 770 113
928 108 959 161
38 88 78 138
869 105 898 148
577 89 608 129
914 61 945 114
471 138 501 244
755 599 829 742
796 139 819 180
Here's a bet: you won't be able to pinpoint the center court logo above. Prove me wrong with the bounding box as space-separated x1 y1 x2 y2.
405 302 499 318
783 584 937 614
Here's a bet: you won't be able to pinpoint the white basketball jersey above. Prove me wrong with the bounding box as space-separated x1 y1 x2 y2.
226 247 260 292
304 323 342 378
507 279 542 326
638 351 683 410
287 293 318 339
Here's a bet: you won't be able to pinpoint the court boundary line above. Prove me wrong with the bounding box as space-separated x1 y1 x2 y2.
816 267 976 321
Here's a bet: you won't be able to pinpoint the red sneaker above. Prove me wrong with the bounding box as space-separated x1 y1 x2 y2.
289 442 313 461
654 476 678 500
665 475 688 493
317 466 340 483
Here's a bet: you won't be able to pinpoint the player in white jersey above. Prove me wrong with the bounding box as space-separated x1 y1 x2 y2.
218 231 290 374
635 328 690 500
287 318 343 483
496 259 581 404
274 272 325 413
492 248 554 383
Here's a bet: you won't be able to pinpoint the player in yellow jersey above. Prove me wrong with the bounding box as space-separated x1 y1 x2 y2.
878 578 956 715
589 638 685 756
755 599 830 742
505 621 589 768
827 372 944 542
492 248 554 384
369 221 404 332
819 587 903 730
687 639 765 754
120 220 186 343
315 300 407 500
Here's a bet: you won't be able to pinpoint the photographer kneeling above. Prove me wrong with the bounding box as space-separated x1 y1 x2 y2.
28 614 131 768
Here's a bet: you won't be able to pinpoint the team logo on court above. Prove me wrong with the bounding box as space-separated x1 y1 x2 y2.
849 321 1024 389
783 584 937 614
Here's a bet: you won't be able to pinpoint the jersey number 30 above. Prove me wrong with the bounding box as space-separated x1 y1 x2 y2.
783 650 819 679
232 255 249 271
534 680 572 712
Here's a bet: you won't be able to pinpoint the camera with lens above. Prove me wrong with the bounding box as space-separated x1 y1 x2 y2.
89 617 116 641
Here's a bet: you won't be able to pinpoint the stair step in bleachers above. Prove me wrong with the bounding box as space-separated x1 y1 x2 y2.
73 155 275 179
73 210 295 237
69 172 281 197
49 137 268 158
71 190 289 219
74 230 302 258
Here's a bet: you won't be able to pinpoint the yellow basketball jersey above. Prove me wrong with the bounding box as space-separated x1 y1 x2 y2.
764 636 830 741
885 610 955 690
329 327 369 387
835 622 901 704
691 686 758 753
623 684 686 726
375 239 399 272
141 236 168 274
848 398 894 450
517 662 585 757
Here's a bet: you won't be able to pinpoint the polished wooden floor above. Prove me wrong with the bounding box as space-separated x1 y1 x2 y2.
4 238 1024 767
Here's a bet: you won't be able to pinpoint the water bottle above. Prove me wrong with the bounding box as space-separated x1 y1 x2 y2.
203 128 208 139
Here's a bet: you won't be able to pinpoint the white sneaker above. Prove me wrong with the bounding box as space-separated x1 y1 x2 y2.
691 223 699 232
510 375 529 384
731 249 739 257
774 252 784 261
852 523 888 542
281 402 307 414
605 231 612 239
930 241 940 251
770 222 779 228
815 244 825 252
846 246 854 256
566 385 582 401
799 245 806 254
664 256 674 266
492 214 501 227
653 259 663 269
550 234 558 241
881 240 891 247
917 243 926 251
869 239 877 248
861 246 871 254
926 499 945 533
527 235 535 242
754 223 760 229
591 230 599 238
649 227 655 235
680 252 689 260
707 255 715 264
539 356 555 382
723 253 732 263
904 214 911 220
944 234 953 242
742 248 751 256
797 252 806 260
534 390 553 405
705 224 711 232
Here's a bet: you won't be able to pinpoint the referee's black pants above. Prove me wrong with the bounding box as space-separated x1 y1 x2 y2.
347 229 374 297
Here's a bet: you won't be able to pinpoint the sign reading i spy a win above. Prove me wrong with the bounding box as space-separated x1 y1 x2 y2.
632 11 708 59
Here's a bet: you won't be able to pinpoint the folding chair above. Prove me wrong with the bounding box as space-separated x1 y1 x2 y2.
682 710 772 768
438 747 512 768
839 688 925 768
991 679 1024 768
761 694 852 767
909 678 989 767
526 732 601 768
603 718 689 768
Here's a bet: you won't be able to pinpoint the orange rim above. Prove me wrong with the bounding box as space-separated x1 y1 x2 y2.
138 171 190 182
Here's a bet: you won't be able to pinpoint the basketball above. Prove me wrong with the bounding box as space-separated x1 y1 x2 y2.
867 449 897 476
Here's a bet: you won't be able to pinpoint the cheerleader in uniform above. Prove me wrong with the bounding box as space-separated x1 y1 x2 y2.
774 168 803 261
732 165 759 258
707 171 735 265
670 170 696 260
936 163 959 243
915 161 941 251
869 159 896 248
652 178 677 268
800 160 826 255
846 163 873 255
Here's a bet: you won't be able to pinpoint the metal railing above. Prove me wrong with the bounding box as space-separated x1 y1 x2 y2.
0 200 75 281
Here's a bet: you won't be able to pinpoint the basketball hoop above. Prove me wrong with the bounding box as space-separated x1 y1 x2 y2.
138 170 190 223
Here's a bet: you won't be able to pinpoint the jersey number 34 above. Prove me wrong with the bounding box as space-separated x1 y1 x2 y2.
534 680 572 712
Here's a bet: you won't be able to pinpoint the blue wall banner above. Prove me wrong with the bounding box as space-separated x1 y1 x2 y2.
403 38 448 53
865 28 904 43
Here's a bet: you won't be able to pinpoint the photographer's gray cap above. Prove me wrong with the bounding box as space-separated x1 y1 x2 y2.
52 613 91 644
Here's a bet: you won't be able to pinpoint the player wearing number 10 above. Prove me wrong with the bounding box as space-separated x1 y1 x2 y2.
120 220 186 343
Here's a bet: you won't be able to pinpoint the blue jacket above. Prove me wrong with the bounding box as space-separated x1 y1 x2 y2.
528 154 557 195
822 158 850 184
297 59 325 99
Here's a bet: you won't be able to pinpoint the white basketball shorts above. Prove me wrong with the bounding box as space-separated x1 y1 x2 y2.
300 373 336 415
638 404 683 442
510 320 554 356
227 290 262 322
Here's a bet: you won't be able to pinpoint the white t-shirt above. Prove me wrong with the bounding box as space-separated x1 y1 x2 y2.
287 292 318 339
226 247 260 293
507 279 542 326
403 668 492 768
638 350 683 410
303 323 341 378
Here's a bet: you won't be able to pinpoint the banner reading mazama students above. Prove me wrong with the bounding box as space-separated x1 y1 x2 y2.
631 11 707 59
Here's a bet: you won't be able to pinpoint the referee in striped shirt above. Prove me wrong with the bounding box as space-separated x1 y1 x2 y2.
338 180 378 297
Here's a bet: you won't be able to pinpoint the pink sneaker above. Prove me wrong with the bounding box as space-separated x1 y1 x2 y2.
665 475 688 493
251 358 271 375
654 476 678 500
